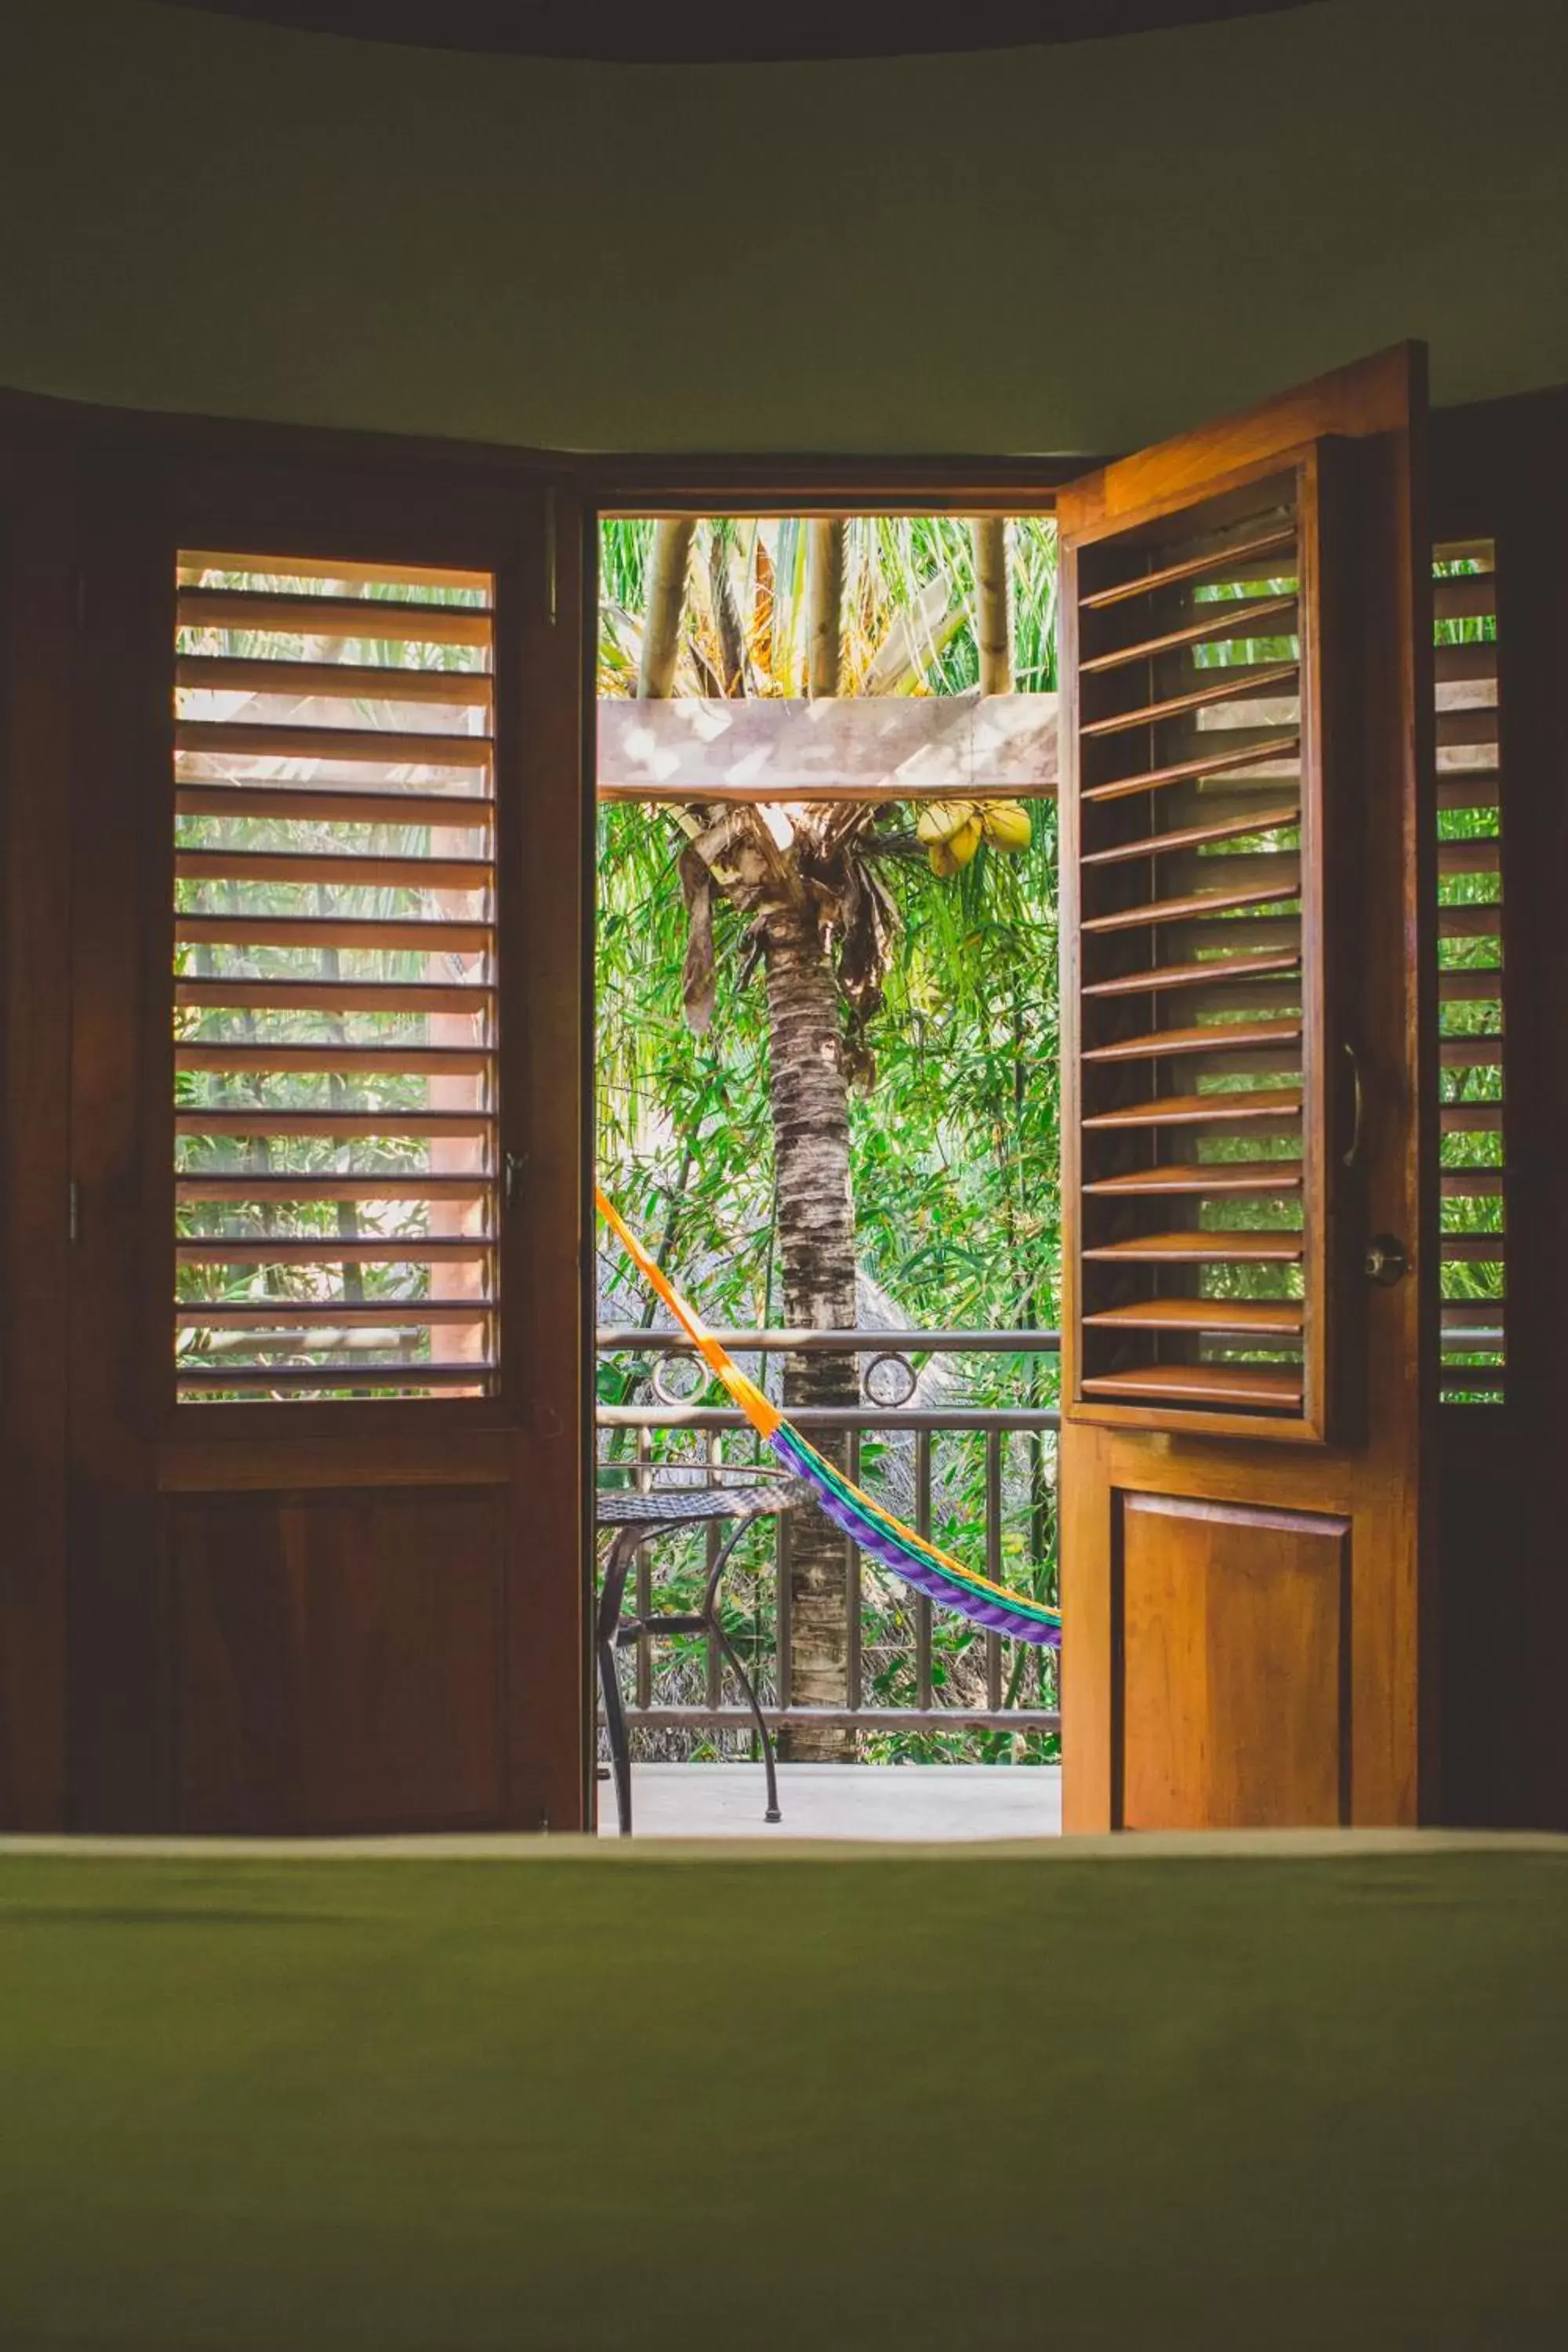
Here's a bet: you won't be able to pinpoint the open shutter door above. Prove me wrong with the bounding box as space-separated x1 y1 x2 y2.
1058 347 1435 1830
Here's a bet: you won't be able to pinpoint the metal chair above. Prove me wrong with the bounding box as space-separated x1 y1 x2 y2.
595 1469 808 1835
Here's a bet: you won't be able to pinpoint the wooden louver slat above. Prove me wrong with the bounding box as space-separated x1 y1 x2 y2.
1083 1230 1304 1263
180 1300 498 1328
1078 660 1299 740
178 1237 492 1265
176 1044 491 1076
1078 526 1296 611
174 1364 495 1392
1068 466 1319 1432
177 1176 492 1203
1083 1018 1302 1064
1082 948 1301 999
1080 803 1300 866
1084 1161 1304 1196
178 550 492 593
174 1111 493 1141
1432 575 1496 622
175 916 493 954
176 586 492 645
1077 595 1298 675
176 720 492 767
1081 731 1301 804
177 655 494 706
1080 1363 1304 1410
1081 871 1300 933
1082 1087 1302 1131
176 782 494 830
176 978 492 1014
1084 1297 1304 1337
172 547 500 1403
175 849 490 889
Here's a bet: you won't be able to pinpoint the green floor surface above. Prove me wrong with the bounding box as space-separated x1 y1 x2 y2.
1 1842 1564 2350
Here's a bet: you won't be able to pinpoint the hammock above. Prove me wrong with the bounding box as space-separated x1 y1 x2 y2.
597 1189 1062 1649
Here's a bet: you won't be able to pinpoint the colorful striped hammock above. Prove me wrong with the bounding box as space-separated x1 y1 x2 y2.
597 1189 1062 1649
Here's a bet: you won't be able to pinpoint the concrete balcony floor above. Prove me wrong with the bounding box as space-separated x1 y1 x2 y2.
597 1761 1062 1839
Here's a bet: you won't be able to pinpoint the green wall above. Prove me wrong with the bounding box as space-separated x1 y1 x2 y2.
2 0 1565 454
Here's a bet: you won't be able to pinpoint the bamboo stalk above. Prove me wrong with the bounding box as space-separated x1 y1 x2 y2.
807 519 846 699
972 516 1012 693
636 520 696 698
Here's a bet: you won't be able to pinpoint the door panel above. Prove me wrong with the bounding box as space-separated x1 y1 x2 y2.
171 1486 508 1834
66 445 592 1834
1059 347 1435 1831
1119 1490 1348 1830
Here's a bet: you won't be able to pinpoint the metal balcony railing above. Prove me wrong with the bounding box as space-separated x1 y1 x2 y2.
596 1327 1061 1754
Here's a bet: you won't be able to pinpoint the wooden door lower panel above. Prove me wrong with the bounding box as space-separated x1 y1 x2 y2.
1063 1417 1422 1833
1116 1490 1350 1830
170 1485 510 1834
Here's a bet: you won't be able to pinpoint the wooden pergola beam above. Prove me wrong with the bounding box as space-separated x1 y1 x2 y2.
596 690 1059 804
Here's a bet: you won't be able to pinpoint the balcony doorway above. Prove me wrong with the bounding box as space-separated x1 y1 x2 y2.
592 505 1062 1836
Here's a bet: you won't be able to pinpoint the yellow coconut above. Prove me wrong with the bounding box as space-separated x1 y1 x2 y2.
946 815 984 869
980 800 1032 852
916 798 978 848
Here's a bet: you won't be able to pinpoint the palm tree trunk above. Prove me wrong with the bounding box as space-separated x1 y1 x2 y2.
633 511 861 1758
764 906 858 1762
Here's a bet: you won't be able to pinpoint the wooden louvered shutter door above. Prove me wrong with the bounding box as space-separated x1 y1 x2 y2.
1058 348 1436 1833
67 452 590 1835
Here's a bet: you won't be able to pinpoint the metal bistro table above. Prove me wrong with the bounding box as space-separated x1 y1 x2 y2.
595 1471 808 1835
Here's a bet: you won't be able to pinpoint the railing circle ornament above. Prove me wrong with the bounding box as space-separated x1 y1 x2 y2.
650 1349 707 1407
862 1351 918 1410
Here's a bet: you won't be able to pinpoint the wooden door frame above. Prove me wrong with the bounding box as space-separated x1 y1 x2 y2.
584 456 1098 517
0 408 78 1828
9 372 1550 1831
1428 387 1568 1827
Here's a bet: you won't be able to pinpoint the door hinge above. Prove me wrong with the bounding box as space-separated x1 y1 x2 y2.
543 488 558 626
67 1179 79 1242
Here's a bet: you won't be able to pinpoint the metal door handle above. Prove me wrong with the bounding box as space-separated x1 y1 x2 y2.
1363 1234 1409 1285
1342 1041 1364 1170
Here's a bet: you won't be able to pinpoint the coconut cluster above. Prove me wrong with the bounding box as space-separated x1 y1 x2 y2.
914 799 1033 877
